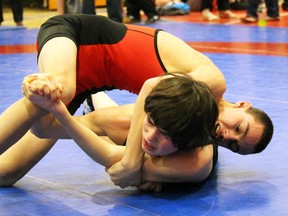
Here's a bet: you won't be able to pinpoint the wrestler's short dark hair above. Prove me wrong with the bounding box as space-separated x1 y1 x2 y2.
144 73 219 151
245 107 274 154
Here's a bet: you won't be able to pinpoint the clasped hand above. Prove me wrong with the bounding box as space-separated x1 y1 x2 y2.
106 160 142 189
22 73 63 110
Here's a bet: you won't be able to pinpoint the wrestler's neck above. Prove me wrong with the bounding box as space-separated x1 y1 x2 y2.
218 99 235 112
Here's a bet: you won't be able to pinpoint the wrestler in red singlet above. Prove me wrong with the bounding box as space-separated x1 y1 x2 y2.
37 15 219 174
37 14 167 113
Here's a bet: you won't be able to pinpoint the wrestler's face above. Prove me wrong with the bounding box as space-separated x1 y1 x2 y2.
214 104 264 155
142 115 177 156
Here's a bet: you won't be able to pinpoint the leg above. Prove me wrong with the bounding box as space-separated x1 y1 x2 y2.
56 0 65 14
246 0 260 18
139 0 158 18
217 0 230 11
217 0 237 18
0 0 4 24
283 0 288 10
37 37 77 105
9 0 23 25
65 0 81 14
201 0 213 11
81 105 133 145
0 37 76 151
241 0 260 22
107 0 123 23
82 0 96 14
31 92 133 142
126 0 141 21
28 37 77 145
83 92 134 145
91 92 118 110
0 131 56 186
265 0 279 18
0 98 49 153
201 0 220 20
0 37 77 185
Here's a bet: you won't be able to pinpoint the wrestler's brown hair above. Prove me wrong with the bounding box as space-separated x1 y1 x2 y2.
144 73 219 151
245 107 274 154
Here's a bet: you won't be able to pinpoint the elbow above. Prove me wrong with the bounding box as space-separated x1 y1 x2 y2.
189 162 213 183
194 168 212 183
143 77 160 90
221 77 227 93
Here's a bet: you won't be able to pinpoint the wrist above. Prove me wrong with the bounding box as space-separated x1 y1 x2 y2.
122 152 144 172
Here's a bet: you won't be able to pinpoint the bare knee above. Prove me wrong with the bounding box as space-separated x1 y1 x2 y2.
30 114 56 138
0 168 21 187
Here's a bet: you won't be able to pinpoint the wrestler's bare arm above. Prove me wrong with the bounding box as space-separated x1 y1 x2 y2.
106 78 159 188
158 31 226 102
0 38 77 186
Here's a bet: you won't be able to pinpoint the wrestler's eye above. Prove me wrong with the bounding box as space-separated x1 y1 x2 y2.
158 129 171 140
147 115 155 126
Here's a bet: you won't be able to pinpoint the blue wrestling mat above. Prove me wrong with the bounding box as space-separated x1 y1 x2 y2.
0 25 26 31
1 13 288 216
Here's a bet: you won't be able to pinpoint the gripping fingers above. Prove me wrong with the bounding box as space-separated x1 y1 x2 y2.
38 74 63 102
22 73 62 105
22 74 38 96
49 87 61 103
23 74 39 84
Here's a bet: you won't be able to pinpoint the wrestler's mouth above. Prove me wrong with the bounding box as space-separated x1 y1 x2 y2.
143 140 156 151
214 123 221 138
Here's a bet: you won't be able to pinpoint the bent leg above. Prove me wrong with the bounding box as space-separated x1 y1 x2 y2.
91 92 119 110
0 37 77 150
0 98 48 153
37 37 77 105
0 131 56 186
87 92 134 144
0 37 77 184
82 103 134 145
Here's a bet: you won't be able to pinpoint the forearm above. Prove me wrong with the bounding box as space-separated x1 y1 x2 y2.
120 80 156 169
51 102 124 168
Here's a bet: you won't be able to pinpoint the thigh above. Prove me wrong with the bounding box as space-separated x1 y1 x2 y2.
83 104 135 145
0 131 56 186
38 37 77 104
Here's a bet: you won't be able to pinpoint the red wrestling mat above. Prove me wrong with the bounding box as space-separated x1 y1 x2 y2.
1 42 288 56
162 10 288 28
0 44 36 54
187 41 288 56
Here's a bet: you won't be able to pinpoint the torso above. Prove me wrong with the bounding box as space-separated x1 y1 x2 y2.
37 15 167 111
37 14 225 112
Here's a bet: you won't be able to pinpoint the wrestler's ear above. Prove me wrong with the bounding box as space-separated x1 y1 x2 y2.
233 101 252 109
